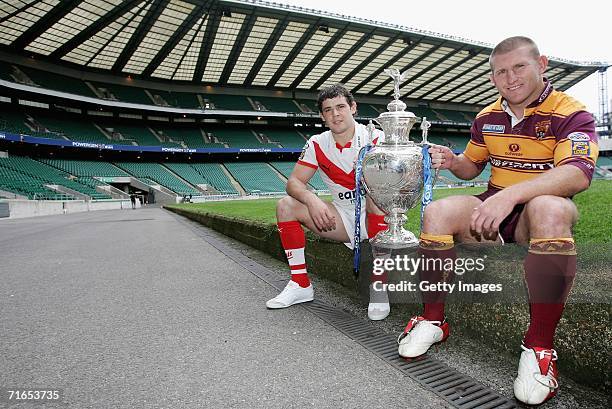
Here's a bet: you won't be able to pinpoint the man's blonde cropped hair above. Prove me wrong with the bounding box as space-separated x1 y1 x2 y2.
489 36 541 69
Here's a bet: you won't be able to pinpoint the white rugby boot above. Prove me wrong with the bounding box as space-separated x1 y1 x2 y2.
513 345 559 405
266 280 314 309
397 316 450 358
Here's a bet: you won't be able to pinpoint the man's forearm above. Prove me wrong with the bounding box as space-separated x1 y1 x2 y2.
286 178 319 206
449 154 482 180
503 165 590 204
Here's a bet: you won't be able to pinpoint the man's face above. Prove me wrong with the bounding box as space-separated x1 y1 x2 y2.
319 95 357 136
490 45 548 108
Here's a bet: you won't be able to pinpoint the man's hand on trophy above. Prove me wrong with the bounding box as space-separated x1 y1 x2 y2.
428 145 454 170
307 198 336 232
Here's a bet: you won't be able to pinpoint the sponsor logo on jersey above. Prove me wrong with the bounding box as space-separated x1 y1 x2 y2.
483 124 505 133
567 132 590 142
505 143 522 157
490 157 554 170
534 120 551 139
337 188 365 202
571 141 590 156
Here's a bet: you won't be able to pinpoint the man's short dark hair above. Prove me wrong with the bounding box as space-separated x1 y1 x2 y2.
489 36 540 68
317 84 355 113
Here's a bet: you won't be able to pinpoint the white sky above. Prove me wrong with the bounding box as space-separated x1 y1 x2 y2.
275 0 611 117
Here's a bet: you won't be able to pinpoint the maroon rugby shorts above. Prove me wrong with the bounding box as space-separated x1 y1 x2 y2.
474 188 525 243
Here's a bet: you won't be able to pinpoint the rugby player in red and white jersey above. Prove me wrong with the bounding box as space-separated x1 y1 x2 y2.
397 37 598 405
266 84 390 320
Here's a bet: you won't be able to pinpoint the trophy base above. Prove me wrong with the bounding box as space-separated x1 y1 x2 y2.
370 228 419 250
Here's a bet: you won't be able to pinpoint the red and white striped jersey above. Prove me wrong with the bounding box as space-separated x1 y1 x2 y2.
297 123 384 209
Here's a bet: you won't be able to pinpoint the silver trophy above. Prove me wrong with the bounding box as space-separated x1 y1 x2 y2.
361 68 434 249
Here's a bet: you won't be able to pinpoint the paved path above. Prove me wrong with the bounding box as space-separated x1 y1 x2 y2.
1 208 448 408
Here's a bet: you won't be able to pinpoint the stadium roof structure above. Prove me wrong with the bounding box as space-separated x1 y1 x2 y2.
0 0 608 106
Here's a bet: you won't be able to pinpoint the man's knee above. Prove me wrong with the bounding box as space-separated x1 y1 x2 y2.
422 196 473 231
524 196 576 236
276 196 299 220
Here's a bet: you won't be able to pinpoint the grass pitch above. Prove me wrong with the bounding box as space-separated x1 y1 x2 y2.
172 180 611 244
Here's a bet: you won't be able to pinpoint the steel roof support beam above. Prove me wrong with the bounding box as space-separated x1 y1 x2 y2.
265 19 322 88
193 3 223 82
402 50 479 98
367 42 445 95
417 58 489 100
309 28 375 91
218 10 258 85
11 0 82 51
141 2 208 77
111 0 166 73
388 47 466 97
243 16 289 86
49 0 143 60
337 33 402 86
287 24 349 89
350 38 420 94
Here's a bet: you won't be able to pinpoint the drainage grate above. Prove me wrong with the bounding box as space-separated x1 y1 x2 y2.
176 214 517 409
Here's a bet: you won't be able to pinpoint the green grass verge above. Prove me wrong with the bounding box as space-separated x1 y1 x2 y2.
170 180 611 244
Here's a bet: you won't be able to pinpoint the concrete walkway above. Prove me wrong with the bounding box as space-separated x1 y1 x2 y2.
1 208 448 408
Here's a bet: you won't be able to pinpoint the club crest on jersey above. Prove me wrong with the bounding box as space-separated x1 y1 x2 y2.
571 141 590 156
534 120 551 139
567 132 590 142
483 124 505 133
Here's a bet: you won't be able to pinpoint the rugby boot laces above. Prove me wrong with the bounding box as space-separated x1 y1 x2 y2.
513 345 559 405
397 316 449 358
266 280 314 309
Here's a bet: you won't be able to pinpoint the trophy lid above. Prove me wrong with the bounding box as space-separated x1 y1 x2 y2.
374 68 420 144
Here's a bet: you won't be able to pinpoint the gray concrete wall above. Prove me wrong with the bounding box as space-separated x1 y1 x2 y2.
2 199 138 219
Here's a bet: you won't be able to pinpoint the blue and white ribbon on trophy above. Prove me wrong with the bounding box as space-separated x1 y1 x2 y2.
420 117 434 230
353 121 374 276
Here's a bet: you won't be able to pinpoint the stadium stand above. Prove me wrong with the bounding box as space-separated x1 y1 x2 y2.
164 163 212 191
259 129 307 148
34 116 111 144
0 111 35 135
156 126 207 148
270 161 327 191
0 164 72 200
0 156 111 199
356 104 382 118
114 162 200 196
434 108 471 123
40 159 130 178
211 128 268 148
295 99 318 113
189 163 238 194
205 94 253 111
147 90 201 109
110 125 161 146
252 96 300 113
0 62 94 97
91 82 152 105
224 162 287 194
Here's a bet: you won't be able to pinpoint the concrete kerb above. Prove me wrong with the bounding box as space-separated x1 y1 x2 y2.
165 206 610 394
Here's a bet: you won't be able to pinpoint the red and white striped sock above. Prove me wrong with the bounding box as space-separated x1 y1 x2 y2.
278 220 310 288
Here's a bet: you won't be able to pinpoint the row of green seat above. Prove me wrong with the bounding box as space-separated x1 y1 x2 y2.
0 156 111 199
270 162 326 191
114 162 200 196
224 162 287 194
